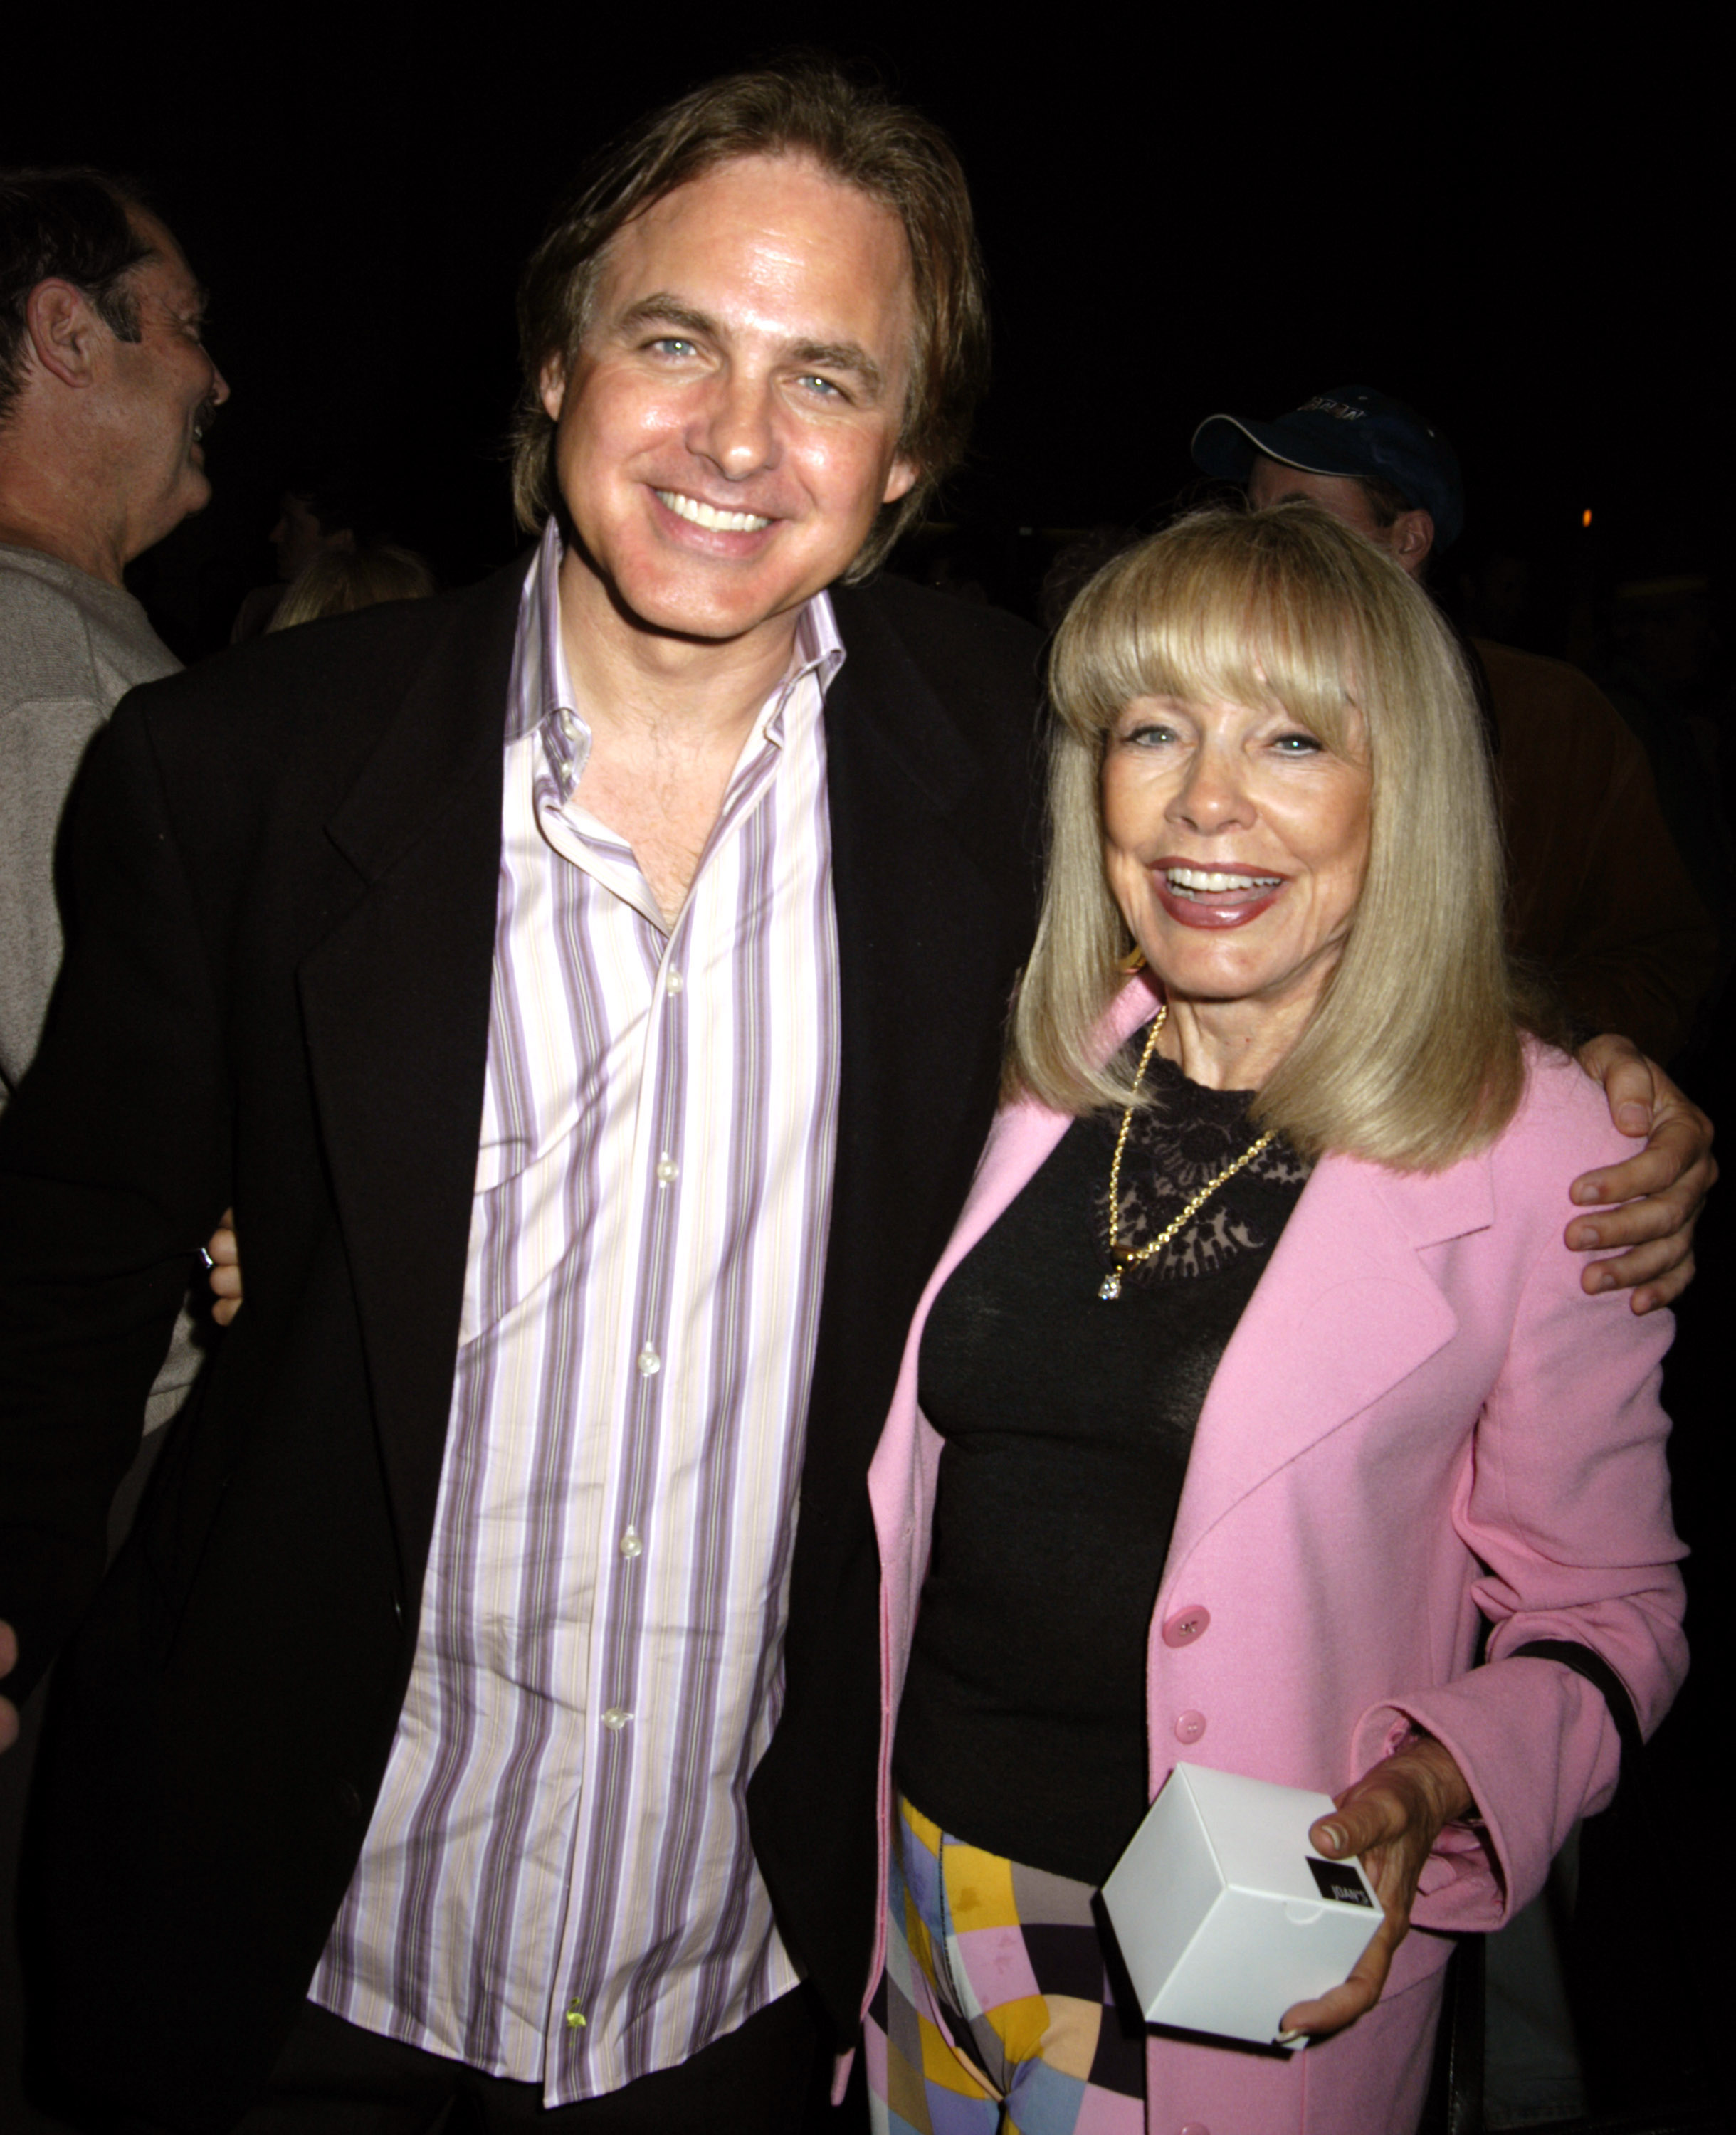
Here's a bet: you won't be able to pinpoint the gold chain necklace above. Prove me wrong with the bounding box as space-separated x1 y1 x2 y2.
1099 1005 1277 1301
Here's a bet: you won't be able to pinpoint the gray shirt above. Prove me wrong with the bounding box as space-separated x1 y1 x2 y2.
0 543 197 1420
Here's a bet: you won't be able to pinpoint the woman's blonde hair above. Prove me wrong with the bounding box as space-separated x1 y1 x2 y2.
268 544 437 633
1010 502 1526 1170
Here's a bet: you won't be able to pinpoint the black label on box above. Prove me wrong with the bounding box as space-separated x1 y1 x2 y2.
1305 1856 1374 1907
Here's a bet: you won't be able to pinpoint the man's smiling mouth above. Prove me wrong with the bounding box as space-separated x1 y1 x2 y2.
656 490 771 534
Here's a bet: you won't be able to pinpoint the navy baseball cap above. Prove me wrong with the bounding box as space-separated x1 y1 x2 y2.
1191 386 1464 550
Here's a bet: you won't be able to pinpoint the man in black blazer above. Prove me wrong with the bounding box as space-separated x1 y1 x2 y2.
0 60 1713 2135
0 63 1043 2134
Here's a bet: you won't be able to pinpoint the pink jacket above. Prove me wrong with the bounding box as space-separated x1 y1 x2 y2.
864 977 1688 2134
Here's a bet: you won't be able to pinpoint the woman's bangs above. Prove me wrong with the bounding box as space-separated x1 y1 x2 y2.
1117 555 1360 756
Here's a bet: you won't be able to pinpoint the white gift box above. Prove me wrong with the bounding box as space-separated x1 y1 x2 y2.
1100 1762 1382 2050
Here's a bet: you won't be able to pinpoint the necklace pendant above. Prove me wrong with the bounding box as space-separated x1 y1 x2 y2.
1098 1269 1123 1302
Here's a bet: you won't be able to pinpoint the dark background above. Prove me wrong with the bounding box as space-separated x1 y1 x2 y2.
11 17 1727 650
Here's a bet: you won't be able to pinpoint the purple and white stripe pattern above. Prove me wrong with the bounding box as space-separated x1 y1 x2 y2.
310 524 843 2102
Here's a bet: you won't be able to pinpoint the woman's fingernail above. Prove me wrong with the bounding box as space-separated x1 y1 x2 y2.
1275 2028 1307 2046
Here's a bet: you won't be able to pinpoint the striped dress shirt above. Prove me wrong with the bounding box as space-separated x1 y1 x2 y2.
310 523 844 2102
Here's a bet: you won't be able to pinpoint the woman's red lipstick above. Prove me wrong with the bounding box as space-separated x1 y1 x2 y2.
1152 859 1288 930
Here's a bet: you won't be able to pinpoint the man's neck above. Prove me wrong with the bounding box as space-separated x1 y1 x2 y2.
0 471 127 587
555 547 804 759
552 549 814 926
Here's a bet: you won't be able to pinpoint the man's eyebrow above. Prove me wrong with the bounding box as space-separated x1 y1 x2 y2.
137 259 210 321
789 339 886 397
611 295 718 342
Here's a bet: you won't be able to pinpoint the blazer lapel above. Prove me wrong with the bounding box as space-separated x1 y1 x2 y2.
295 565 522 1597
1164 1144 1496 1578
799 586 1042 1509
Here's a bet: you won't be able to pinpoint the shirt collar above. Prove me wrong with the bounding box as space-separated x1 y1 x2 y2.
505 517 846 754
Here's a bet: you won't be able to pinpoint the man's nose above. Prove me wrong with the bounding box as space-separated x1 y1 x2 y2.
207 358 231 407
693 367 775 480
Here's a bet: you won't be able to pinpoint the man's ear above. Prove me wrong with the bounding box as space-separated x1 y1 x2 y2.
24 280 106 390
881 455 920 507
1390 508 1436 575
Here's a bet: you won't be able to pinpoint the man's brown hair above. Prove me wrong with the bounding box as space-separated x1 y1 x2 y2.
510 58 989 580
0 169 152 425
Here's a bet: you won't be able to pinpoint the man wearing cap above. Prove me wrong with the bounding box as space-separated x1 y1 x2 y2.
1193 386 1719 1063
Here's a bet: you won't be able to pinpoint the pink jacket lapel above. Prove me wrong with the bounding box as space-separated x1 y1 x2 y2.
1165 1146 1496 1576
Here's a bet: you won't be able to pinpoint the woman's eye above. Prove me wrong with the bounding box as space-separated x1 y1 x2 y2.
1272 731 1322 754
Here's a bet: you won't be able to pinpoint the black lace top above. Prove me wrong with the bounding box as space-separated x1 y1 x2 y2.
894 1045 1313 1883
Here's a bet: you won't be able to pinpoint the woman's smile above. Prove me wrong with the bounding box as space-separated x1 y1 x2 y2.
1151 859 1288 927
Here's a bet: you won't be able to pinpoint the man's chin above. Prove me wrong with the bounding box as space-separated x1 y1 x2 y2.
566 542 811 653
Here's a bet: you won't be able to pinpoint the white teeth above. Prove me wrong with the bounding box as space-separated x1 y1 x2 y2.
1166 867 1282 892
656 490 770 534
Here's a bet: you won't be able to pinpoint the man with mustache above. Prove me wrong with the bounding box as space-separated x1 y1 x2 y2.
0 164 231 2135
0 168 228 1410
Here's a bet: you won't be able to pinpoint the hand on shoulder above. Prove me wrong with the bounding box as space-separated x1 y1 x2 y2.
1567 1035 1715 1313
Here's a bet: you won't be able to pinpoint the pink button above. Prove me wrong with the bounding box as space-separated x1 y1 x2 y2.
1162 1605 1211 1648
1179 2124 1211 2135
1174 1709 1207 1744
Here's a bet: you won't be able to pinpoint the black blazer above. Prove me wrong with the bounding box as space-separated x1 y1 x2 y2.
0 561 1042 2130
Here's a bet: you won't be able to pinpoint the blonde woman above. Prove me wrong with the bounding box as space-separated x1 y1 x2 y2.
863 505 1687 2135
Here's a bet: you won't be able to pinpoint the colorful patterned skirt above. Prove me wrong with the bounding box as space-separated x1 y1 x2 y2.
867 1796 1147 2135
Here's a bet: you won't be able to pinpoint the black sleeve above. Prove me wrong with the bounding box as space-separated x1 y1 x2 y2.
0 702 233 1700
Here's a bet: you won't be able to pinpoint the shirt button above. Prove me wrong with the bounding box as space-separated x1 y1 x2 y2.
1174 1710 1207 1744
1179 2124 1211 2134
665 968 683 994
655 1156 679 1184
1162 1605 1211 1648
637 1345 661 1376
619 1526 643 1559
601 1707 632 1731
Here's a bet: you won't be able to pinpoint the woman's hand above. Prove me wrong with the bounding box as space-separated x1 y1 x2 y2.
1277 1736 1475 2042
1569 1035 1715 1313
205 1208 242 1327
